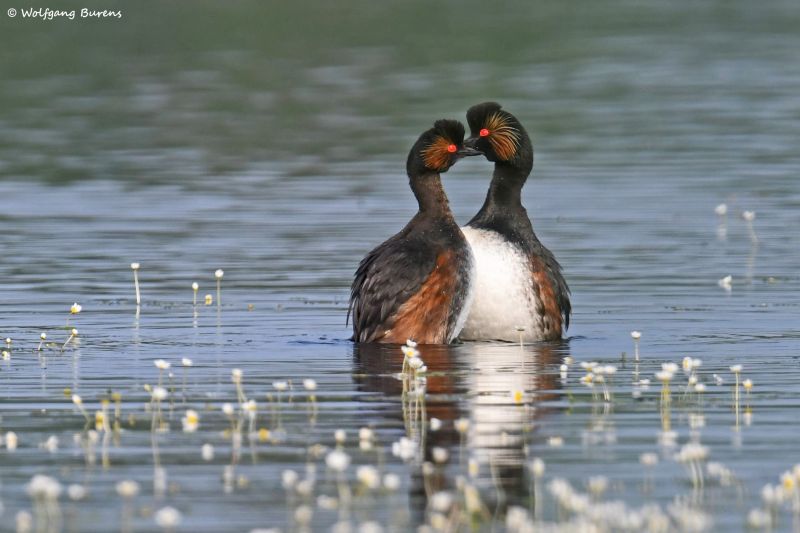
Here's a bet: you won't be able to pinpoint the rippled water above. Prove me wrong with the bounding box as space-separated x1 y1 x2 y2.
1 1 800 531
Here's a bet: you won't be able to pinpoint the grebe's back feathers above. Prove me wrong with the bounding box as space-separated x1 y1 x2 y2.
349 218 473 344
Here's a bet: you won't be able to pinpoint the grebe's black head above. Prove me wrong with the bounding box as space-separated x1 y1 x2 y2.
465 102 533 173
407 119 480 177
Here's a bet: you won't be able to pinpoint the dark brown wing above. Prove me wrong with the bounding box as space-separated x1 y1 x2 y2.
529 244 571 340
348 231 438 343
380 249 461 344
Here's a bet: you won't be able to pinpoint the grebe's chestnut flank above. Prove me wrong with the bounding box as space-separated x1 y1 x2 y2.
348 119 479 344
459 102 571 342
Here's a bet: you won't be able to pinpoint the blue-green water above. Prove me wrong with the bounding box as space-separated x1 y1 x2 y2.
1 1 799 531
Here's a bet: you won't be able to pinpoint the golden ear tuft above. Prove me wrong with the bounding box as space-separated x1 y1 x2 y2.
485 112 520 161
421 136 454 171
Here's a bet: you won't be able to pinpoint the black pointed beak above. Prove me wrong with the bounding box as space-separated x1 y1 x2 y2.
456 145 482 157
463 136 483 151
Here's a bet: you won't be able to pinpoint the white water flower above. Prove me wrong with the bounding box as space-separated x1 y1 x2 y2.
154 506 182 528
392 437 417 461
154 359 170 371
432 447 449 464
383 473 401 491
281 469 299 490
357 465 380 489
715 203 728 216
151 387 168 401
26 475 62 499
587 475 608 496
530 458 545 478
401 345 419 359
5 431 18 452
201 443 214 461
16 511 32 533
317 495 338 510
43 435 58 453
70 303 82 314
430 491 454 512
407 357 424 370
325 450 350 472
67 484 86 501
181 357 193 367
182 410 199 432
662 363 679 374
273 381 288 392
214 269 224 279
334 429 346 444
296 479 314 497
303 378 317 391
294 505 313 526
747 509 772 529
675 443 709 463
630 331 641 340
655 370 674 382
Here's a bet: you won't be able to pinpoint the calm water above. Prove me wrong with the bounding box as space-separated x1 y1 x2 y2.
1 1 800 531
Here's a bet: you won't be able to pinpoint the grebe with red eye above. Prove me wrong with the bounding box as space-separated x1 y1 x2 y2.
348 119 480 344
458 102 571 342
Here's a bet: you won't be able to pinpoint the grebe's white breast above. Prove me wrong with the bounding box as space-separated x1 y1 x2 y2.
459 226 543 342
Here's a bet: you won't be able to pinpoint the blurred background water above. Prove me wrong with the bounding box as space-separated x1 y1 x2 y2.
1 0 799 531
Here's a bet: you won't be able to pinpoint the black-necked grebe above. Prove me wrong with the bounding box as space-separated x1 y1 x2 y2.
458 102 570 342
348 119 479 344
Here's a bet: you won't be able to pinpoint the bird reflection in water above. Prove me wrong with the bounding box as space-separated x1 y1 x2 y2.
353 340 569 524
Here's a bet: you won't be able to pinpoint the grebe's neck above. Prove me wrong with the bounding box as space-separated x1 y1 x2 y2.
410 172 453 219
474 162 529 220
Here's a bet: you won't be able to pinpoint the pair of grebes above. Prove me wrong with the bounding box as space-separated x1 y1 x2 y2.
348 102 570 344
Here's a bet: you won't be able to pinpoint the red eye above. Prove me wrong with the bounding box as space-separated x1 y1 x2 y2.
447 144 457 153
479 128 490 137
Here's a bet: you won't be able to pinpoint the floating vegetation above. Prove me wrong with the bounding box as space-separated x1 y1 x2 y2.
0 256 792 532
15 339 772 532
